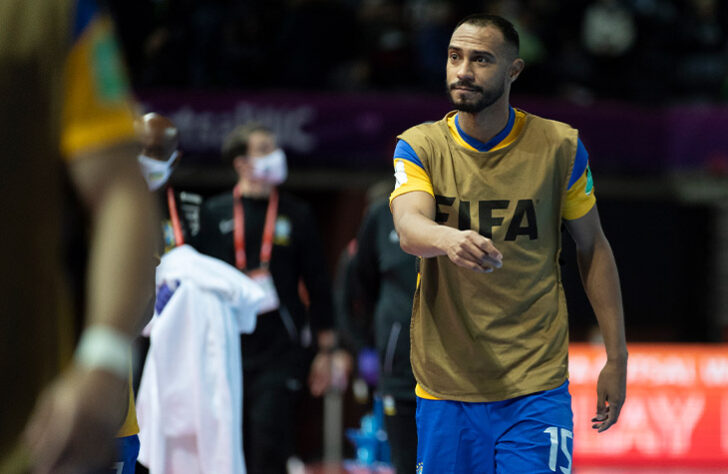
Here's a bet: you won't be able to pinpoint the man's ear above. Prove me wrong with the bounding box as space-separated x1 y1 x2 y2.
172 151 182 168
509 58 525 82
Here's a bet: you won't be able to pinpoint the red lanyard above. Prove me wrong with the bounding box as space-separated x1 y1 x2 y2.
233 186 279 271
166 186 185 247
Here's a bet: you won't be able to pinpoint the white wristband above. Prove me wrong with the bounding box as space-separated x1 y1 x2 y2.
74 325 131 379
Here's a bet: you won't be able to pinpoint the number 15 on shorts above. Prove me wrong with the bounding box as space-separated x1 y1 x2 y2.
544 426 572 473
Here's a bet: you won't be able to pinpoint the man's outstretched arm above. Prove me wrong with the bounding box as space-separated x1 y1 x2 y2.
391 191 502 273
565 205 627 432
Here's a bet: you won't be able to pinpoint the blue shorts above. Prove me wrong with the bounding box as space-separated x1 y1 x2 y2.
416 380 573 474
110 435 140 474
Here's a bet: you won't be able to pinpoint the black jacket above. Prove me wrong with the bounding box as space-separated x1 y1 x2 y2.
160 187 202 252
349 200 418 400
194 190 334 371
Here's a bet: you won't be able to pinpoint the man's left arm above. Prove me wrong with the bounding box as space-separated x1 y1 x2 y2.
565 206 627 432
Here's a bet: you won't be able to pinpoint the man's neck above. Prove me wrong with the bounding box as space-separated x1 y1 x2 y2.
456 98 511 145
236 179 273 198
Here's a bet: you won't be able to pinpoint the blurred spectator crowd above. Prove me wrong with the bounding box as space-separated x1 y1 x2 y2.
112 0 728 104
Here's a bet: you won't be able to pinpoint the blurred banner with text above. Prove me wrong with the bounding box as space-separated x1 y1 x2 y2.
140 91 728 173
571 344 728 467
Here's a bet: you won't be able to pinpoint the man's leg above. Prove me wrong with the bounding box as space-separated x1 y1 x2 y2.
493 381 574 474
384 398 417 473
416 397 494 474
243 370 299 474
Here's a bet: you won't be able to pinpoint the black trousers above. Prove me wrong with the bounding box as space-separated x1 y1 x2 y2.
384 398 417 474
243 366 303 474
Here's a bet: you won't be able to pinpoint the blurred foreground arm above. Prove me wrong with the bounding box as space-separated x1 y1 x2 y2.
25 142 158 474
70 142 158 338
565 205 627 433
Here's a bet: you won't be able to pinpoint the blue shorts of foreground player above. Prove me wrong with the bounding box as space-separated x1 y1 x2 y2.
98 435 139 474
416 380 573 474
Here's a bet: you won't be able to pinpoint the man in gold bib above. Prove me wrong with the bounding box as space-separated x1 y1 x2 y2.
390 13 627 474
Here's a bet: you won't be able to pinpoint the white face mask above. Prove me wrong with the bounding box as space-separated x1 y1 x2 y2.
250 148 287 185
138 151 179 191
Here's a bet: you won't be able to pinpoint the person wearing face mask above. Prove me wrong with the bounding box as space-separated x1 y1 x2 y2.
194 122 350 473
132 113 203 473
135 112 202 253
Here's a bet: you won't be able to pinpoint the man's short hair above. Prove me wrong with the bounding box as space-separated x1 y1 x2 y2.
221 122 273 164
455 13 520 56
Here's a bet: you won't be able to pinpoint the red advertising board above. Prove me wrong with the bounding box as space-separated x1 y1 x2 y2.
570 344 728 467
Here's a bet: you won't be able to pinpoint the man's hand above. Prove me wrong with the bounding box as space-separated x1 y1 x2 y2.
591 359 627 432
392 191 502 270
443 229 503 273
308 349 353 397
24 367 127 474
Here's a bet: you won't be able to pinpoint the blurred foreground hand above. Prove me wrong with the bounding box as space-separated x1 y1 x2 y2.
24 367 127 474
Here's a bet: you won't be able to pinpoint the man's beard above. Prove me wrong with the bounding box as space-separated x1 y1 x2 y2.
447 80 505 113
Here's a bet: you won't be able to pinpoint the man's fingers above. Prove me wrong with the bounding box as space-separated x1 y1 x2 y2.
480 254 502 270
451 240 501 272
474 244 502 269
598 399 624 432
591 388 610 429
456 231 503 266
593 359 627 432
597 409 617 432
591 405 608 429
458 240 488 262
468 231 503 262
470 234 503 263
592 398 624 432
450 244 486 272
450 253 495 273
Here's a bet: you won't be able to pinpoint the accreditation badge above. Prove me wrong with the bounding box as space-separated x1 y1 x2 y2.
246 268 280 314
383 395 396 416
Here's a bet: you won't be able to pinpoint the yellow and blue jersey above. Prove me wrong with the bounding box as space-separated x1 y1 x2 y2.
62 0 136 161
390 107 596 402
390 107 596 221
